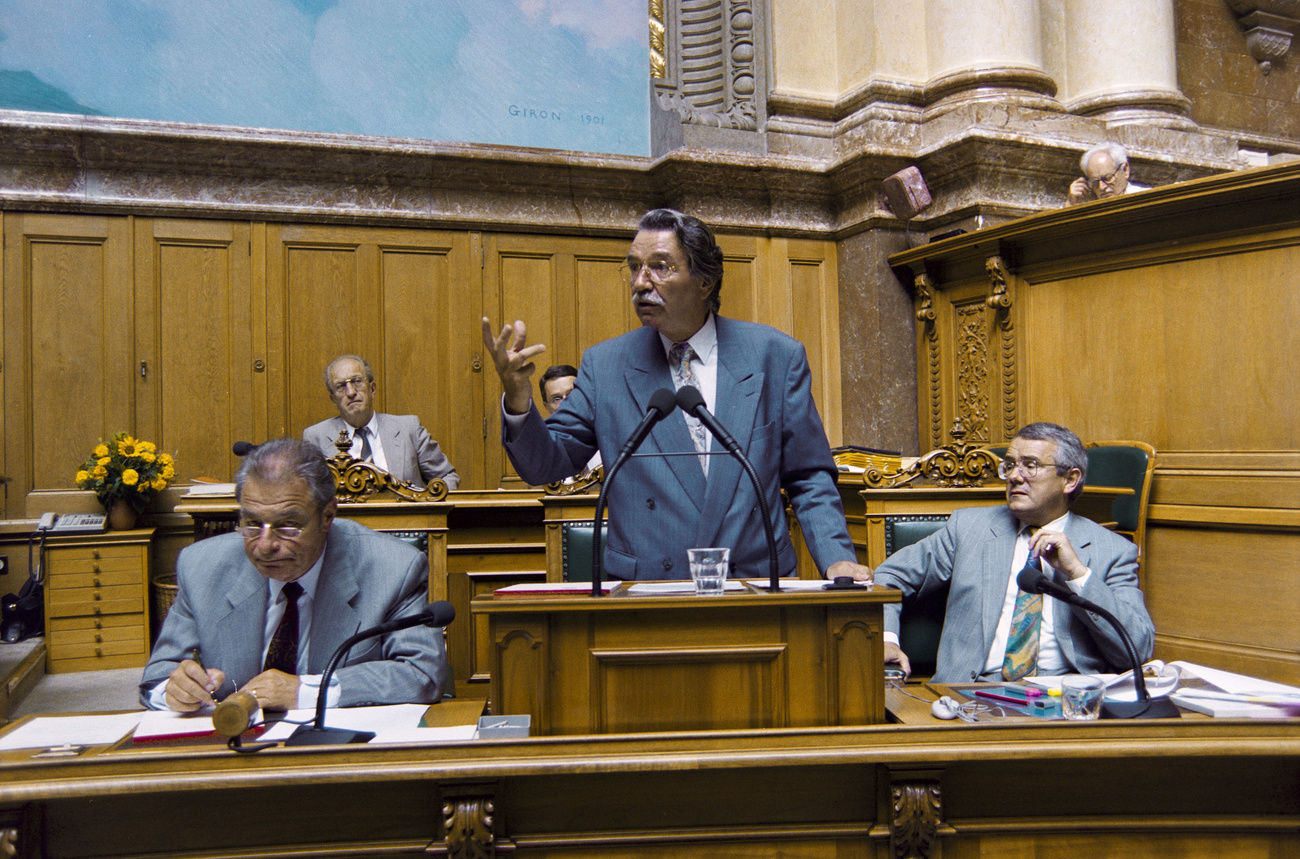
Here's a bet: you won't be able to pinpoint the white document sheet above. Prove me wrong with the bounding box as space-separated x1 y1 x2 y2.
0 712 144 751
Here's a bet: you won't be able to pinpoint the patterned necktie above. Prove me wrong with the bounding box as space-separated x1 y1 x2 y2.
263 581 304 675
354 426 372 461
668 341 710 474
1002 529 1042 681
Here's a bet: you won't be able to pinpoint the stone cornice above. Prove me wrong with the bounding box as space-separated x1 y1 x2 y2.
0 109 1241 242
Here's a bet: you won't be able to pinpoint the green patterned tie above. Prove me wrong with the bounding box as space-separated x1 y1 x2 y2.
1002 530 1042 681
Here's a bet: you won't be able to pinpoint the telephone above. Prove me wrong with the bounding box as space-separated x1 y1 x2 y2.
37 512 107 533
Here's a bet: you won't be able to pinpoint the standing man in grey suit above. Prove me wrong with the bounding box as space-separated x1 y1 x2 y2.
140 439 450 711
303 354 459 491
875 423 1154 683
482 208 872 582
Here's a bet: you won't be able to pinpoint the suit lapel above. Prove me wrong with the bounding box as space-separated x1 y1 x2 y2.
624 329 706 508
213 567 270 693
307 530 363 674
375 413 412 482
695 319 761 546
980 510 1019 656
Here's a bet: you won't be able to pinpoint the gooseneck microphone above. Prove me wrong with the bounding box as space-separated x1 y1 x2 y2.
284 601 456 745
674 386 782 592
591 388 678 596
1015 562 1179 719
232 441 257 456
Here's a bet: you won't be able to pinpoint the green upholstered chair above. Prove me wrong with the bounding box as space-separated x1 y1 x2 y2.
885 515 950 679
1084 441 1156 559
561 521 604 583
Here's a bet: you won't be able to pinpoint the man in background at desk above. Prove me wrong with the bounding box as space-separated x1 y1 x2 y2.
303 354 459 490
140 439 451 711
875 422 1154 683
1067 142 1149 205
482 208 871 582
541 363 602 478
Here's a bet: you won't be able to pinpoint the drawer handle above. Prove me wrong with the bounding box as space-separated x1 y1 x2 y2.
93 577 101 587
93 592 101 600
92 564 101 573
93 550 101 559
95 647 102 657
94 619 102 628
93 607 101 615
95 634 102 643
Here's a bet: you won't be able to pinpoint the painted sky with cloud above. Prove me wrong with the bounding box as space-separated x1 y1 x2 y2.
0 0 650 155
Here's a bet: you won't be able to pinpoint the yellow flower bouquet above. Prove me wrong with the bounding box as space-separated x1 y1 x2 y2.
75 432 176 513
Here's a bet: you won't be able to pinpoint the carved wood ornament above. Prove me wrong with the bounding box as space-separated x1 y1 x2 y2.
985 255 1019 441
442 794 496 859
863 419 1000 488
327 431 448 503
914 272 944 451
891 779 943 859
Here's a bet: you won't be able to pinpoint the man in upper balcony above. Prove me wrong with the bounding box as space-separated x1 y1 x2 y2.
1067 143 1150 205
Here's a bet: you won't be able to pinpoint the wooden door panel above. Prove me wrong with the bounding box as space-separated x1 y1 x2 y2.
137 219 253 485
3 214 132 509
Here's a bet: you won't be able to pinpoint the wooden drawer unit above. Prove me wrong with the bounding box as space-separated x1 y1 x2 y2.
42 529 154 673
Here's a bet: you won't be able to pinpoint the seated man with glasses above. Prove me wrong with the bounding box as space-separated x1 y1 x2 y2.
874 422 1153 682
140 439 451 711
540 364 603 479
303 354 459 491
1066 142 1150 206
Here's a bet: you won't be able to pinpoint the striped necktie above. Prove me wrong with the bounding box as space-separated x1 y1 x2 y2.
354 426 373 461
669 341 710 474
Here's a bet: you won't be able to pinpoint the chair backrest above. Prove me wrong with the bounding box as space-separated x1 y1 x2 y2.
1084 441 1156 556
884 515 950 679
561 522 603 583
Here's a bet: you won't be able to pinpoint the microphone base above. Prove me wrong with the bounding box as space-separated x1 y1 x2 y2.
1101 696 1182 720
284 725 377 746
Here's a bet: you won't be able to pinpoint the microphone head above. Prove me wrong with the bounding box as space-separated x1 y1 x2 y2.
421 600 456 628
674 384 705 415
648 387 677 416
1016 561 1046 594
232 441 256 456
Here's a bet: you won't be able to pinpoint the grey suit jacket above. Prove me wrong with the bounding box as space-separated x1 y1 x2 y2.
873 506 1154 683
139 518 451 708
503 317 856 580
303 413 459 490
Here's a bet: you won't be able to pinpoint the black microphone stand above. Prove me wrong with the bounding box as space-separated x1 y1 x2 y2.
1018 563 1179 719
285 603 455 745
674 386 781 591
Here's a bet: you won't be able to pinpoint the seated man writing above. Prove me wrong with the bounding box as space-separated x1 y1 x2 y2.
140 438 450 711
876 422 1154 683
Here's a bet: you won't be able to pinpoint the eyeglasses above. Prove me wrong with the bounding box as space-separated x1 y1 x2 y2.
239 521 305 541
1086 167 1123 189
998 458 1067 480
330 376 368 395
619 260 677 286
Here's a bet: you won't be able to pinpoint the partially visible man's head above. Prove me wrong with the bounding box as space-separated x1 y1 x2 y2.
1002 423 1088 527
626 209 724 342
540 364 579 415
1080 143 1130 200
324 355 376 429
235 439 338 583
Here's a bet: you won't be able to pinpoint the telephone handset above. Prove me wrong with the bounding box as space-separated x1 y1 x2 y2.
37 512 107 533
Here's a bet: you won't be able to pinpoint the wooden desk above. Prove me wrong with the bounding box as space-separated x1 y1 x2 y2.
474 583 901 734
0 712 1295 859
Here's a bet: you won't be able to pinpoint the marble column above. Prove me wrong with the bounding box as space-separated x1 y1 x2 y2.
1061 0 1192 126
923 0 1061 114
